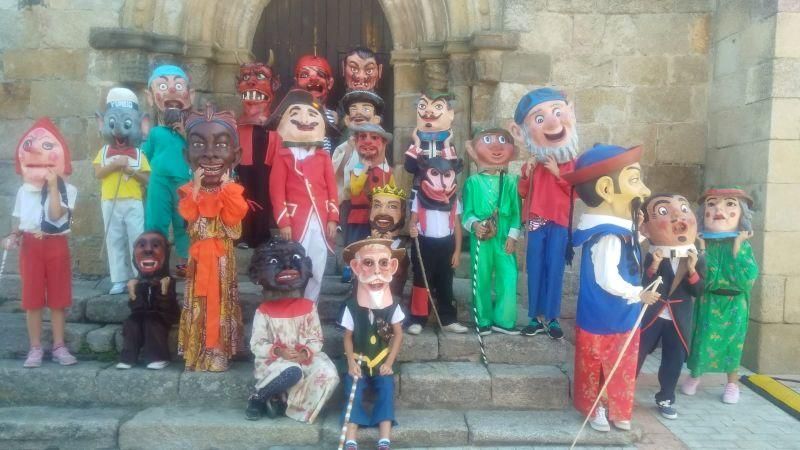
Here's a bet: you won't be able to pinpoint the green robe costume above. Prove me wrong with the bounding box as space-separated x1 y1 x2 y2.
462 171 520 329
142 126 192 259
688 239 758 376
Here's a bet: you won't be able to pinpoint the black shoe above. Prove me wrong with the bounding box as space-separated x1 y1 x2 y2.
478 325 493 336
546 319 564 340
491 325 521 335
657 400 678 419
264 396 286 419
521 320 546 336
245 396 264 421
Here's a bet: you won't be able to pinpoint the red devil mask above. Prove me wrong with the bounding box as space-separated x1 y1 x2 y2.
294 55 334 104
418 156 463 211
237 62 280 126
15 118 73 188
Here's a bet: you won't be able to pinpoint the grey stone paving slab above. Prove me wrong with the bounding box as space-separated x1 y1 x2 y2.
318 292 348 323
488 364 570 409
96 363 181 405
465 409 642 446
0 405 129 449
86 323 120 352
400 362 491 409
118 406 322 449
0 312 100 355
321 408 469 447
85 293 130 323
437 329 569 364
178 361 253 406
0 359 108 405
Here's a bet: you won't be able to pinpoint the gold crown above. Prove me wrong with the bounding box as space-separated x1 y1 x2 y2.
370 183 407 200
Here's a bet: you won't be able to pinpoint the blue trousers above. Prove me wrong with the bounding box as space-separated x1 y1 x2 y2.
526 222 568 321
341 373 396 427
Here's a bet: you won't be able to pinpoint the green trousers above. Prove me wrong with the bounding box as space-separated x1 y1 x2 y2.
469 232 517 329
145 175 189 259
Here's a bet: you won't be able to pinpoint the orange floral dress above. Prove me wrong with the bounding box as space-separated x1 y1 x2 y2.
177 182 248 371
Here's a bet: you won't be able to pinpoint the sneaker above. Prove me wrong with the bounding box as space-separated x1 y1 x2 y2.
478 326 493 336
681 376 700 396
442 322 468 333
51 346 77 366
245 395 264 421
546 319 564 340
491 325 521 335
23 347 44 368
613 420 631 431
722 383 740 404
521 320 546 336
146 361 169 370
236 242 249 249
657 400 678 419
377 438 391 450
175 264 187 278
341 266 353 284
116 362 133 370
109 282 127 295
589 406 610 432
407 324 423 335
344 440 358 450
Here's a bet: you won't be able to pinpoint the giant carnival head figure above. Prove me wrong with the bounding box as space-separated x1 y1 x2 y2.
369 184 407 239
294 54 335 104
342 46 383 92
249 238 313 294
184 104 241 189
268 89 327 146
563 144 650 220
417 156 464 211
340 90 383 129
465 128 516 172
147 65 193 127
97 87 149 150
132 230 171 281
697 186 754 238
641 193 698 255
351 123 391 166
344 238 403 309
237 57 280 126
15 118 73 189
510 87 578 164
416 91 455 133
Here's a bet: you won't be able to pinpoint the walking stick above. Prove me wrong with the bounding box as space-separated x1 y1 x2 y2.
569 276 663 450
338 355 363 450
412 236 444 330
0 248 8 288
469 238 489 367
99 173 124 258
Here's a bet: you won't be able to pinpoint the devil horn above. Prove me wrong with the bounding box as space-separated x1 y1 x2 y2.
267 49 275 67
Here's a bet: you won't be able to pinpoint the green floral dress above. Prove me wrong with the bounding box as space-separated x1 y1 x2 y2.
688 239 758 376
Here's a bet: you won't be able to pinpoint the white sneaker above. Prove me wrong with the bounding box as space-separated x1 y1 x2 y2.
589 406 610 432
442 322 468 333
722 383 740 404
612 420 631 431
407 324 423 335
116 362 132 369
109 282 127 295
147 361 169 370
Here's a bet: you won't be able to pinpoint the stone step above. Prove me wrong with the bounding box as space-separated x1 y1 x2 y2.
0 312 100 358
0 405 641 449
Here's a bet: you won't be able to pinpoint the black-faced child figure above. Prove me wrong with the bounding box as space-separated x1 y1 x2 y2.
246 238 339 423
637 194 705 419
117 231 180 370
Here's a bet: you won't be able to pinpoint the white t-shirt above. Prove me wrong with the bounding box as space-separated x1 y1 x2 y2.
13 182 77 234
411 197 462 239
339 304 405 331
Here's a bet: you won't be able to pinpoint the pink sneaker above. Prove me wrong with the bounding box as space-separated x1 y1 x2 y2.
681 376 700 395
722 383 740 404
23 347 44 368
52 346 78 366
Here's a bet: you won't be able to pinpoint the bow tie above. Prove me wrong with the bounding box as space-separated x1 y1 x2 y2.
106 147 137 159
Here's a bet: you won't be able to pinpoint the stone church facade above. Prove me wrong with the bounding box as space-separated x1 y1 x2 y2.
0 0 797 372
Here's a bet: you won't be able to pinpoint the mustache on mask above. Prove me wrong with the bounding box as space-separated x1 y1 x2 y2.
358 273 393 284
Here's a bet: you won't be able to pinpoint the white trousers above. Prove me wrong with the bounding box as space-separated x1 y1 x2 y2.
102 199 144 283
300 213 329 302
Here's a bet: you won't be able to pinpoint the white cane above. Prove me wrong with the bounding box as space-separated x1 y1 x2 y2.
0 248 8 287
569 276 663 450
338 355 363 450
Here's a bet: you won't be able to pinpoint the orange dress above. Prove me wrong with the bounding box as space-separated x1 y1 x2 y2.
177 182 248 371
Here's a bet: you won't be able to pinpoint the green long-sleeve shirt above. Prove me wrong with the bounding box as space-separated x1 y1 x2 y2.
462 171 521 240
142 126 191 181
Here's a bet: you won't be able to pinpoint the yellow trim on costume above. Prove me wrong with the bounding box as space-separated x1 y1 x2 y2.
357 348 390 376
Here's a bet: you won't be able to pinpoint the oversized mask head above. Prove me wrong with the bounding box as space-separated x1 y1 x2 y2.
345 239 400 309
133 231 170 280
641 194 698 248
465 128 516 171
418 156 464 211
97 87 149 149
184 104 241 188
147 65 193 126
698 187 754 237
351 123 391 165
342 46 383 92
294 55 334 103
249 238 313 293
270 89 327 145
341 90 383 128
369 185 407 238
15 118 72 188
416 92 455 133
237 61 280 126
510 88 578 164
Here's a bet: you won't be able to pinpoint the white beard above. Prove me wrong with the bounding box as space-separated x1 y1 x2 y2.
523 127 579 164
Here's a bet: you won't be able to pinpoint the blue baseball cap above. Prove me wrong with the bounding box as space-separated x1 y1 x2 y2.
562 144 643 185
148 65 188 86
513 88 567 125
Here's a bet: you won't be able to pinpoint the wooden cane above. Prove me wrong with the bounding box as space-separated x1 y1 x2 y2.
569 276 663 450
412 236 444 330
338 355 363 450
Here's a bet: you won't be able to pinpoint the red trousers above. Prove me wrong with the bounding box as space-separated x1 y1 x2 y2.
19 233 72 310
573 326 640 422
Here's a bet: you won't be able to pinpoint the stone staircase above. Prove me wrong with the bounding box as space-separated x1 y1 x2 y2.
0 246 640 449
